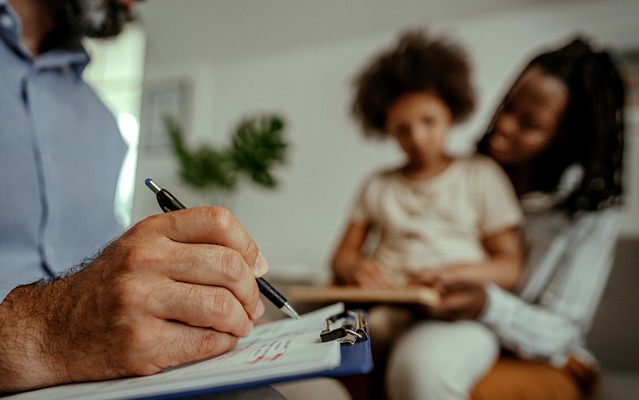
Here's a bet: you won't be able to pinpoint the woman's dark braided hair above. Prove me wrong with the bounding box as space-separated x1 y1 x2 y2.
479 37 626 214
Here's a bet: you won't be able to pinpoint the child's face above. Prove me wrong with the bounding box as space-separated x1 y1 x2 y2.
487 67 569 167
385 92 453 169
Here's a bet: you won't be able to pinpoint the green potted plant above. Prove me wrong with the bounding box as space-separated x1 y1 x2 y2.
164 113 289 206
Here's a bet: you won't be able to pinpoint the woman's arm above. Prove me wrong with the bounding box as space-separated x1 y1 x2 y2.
430 210 619 365
483 210 619 364
331 221 392 288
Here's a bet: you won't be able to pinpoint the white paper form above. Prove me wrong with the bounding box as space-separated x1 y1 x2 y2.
8 303 345 400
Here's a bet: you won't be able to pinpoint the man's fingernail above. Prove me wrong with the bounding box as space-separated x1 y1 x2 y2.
255 297 265 318
245 320 254 335
253 252 269 276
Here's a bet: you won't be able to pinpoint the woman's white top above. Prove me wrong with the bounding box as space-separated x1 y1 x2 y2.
480 191 620 367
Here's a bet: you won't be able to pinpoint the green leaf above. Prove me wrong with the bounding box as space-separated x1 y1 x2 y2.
164 113 289 193
230 115 289 188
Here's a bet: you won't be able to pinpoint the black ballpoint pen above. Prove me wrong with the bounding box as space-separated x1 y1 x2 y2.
145 178 301 320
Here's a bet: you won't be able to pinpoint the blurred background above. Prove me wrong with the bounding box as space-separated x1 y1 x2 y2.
88 0 639 290
83 1 638 396
92 0 639 279
130 0 639 279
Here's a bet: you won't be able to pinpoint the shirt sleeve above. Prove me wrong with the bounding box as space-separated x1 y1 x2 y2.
479 209 619 366
472 157 523 235
349 172 377 223
0 284 13 303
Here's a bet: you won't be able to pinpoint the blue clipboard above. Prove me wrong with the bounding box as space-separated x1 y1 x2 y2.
139 309 373 399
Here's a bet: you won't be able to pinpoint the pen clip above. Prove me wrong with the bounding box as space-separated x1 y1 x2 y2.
158 198 173 213
155 188 186 213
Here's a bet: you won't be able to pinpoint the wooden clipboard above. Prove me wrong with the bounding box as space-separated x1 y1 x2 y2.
288 285 441 306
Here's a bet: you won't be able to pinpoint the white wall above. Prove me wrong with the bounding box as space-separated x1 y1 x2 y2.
84 24 146 227
133 0 639 281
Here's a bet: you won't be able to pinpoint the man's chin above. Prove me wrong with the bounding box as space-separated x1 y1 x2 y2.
63 0 133 39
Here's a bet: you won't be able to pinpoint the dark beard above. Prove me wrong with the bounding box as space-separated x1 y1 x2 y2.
57 0 133 39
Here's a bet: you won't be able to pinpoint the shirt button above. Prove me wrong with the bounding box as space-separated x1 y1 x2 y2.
0 14 13 29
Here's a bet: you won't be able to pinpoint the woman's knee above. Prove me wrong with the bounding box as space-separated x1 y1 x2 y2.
385 321 499 400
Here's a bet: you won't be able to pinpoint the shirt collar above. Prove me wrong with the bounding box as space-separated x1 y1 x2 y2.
0 0 90 79
36 50 90 77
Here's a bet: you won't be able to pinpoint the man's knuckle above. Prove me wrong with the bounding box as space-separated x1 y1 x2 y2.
209 206 235 231
220 250 244 280
210 290 234 319
200 332 237 358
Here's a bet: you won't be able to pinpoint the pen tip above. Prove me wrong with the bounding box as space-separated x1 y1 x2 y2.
282 303 301 320
145 178 153 187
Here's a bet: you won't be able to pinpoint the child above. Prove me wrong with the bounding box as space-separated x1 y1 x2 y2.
331 30 523 400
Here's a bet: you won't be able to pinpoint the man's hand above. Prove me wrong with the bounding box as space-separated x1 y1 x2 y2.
0 207 266 394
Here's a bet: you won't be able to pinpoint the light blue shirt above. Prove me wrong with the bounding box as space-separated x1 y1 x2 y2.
0 1 127 300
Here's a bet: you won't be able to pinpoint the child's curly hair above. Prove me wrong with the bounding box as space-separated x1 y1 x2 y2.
351 29 475 138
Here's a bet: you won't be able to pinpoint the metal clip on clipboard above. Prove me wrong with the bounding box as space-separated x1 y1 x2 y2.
320 310 368 345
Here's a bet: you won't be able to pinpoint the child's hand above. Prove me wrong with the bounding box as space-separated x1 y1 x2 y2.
341 259 394 289
408 265 465 292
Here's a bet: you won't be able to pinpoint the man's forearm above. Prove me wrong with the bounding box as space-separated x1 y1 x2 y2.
0 282 65 394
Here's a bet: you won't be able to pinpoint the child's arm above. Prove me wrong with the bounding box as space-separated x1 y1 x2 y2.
331 220 393 288
410 227 523 290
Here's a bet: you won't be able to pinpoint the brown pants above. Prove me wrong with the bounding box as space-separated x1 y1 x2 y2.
471 356 598 400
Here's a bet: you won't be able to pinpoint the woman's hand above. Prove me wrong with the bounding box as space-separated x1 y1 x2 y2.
410 281 488 321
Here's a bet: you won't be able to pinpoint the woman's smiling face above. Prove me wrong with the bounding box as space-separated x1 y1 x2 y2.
487 67 570 167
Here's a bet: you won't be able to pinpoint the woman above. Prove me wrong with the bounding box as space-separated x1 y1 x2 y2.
386 37 626 400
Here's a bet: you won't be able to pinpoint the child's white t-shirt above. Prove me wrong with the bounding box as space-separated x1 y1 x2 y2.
350 155 522 285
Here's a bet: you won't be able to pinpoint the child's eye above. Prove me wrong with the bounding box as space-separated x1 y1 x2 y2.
421 116 435 126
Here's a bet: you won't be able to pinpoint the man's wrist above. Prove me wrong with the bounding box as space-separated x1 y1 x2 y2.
0 281 69 393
